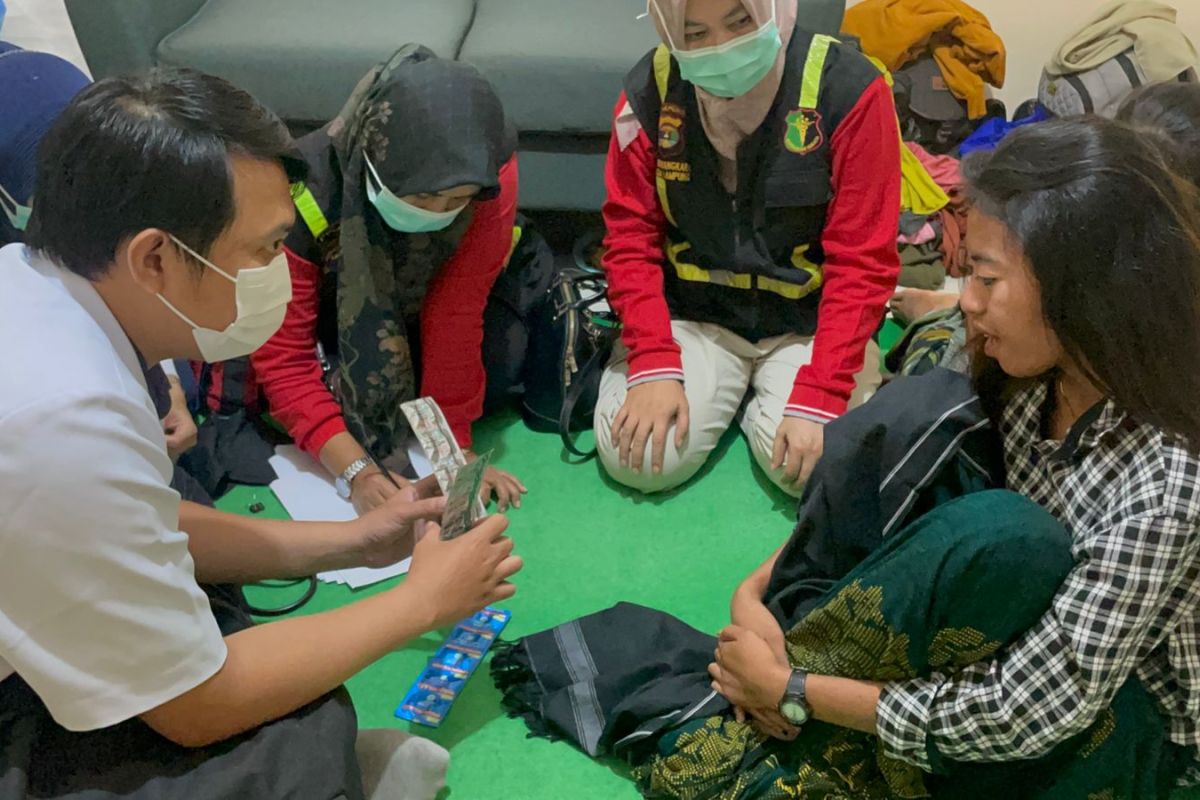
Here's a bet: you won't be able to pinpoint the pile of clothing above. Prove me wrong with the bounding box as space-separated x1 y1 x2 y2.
898 142 964 290
861 0 1199 296
843 0 1005 291
844 0 1007 155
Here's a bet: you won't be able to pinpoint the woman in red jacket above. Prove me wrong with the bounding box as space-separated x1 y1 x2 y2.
597 0 900 497
204 45 525 513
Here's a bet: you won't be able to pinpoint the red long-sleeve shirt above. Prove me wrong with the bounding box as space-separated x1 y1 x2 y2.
218 156 518 458
602 77 900 422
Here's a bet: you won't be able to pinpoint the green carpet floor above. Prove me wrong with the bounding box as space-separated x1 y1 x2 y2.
219 326 1199 799
226 411 795 800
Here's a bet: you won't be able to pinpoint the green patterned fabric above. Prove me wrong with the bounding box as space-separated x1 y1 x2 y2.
635 490 1177 799
884 306 968 378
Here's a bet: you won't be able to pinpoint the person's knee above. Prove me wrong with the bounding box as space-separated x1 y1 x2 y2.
959 490 1073 570
930 490 1074 617
594 382 721 494
742 401 806 498
596 434 705 494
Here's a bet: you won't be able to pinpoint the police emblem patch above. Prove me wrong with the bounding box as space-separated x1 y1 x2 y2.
658 102 686 158
785 108 824 155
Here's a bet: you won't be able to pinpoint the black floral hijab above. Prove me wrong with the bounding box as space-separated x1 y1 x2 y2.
324 44 515 459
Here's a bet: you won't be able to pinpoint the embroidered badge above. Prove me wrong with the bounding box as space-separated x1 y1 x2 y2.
658 102 686 159
785 108 824 155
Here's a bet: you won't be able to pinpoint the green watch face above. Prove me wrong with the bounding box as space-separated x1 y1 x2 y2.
779 699 810 726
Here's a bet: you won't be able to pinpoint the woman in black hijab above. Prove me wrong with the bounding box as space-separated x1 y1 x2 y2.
205 45 526 513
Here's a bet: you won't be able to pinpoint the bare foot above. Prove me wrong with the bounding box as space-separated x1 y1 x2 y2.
889 289 958 325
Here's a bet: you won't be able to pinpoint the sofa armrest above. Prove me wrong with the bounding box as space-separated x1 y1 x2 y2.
65 0 207 78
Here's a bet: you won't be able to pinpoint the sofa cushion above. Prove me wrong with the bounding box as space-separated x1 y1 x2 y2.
157 0 475 123
458 0 660 134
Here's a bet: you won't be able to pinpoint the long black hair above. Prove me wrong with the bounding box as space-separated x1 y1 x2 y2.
963 116 1200 443
1116 82 1200 187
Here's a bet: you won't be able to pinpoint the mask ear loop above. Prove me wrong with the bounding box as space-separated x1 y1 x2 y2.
363 152 386 193
640 0 681 51
168 233 237 283
0 183 29 227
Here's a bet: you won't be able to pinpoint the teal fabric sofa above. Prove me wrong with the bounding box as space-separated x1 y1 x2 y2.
65 0 846 210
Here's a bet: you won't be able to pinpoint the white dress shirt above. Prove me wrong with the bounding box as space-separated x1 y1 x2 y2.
0 244 226 731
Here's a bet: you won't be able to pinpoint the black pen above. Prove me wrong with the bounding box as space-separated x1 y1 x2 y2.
364 448 403 491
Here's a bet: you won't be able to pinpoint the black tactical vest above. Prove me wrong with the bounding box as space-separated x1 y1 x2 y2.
624 30 881 341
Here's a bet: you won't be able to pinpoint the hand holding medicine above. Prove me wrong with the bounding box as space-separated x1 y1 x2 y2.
404 515 523 629
353 486 446 569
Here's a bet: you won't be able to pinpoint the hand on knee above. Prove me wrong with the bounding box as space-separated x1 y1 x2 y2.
610 381 690 475
771 417 825 489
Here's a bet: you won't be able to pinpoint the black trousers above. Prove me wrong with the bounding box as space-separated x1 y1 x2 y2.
0 677 362 800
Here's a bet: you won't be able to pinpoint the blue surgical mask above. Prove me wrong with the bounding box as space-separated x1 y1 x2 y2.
0 183 31 231
363 153 464 233
652 0 783 98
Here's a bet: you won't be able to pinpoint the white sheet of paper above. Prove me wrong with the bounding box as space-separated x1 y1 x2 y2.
267 445 412 588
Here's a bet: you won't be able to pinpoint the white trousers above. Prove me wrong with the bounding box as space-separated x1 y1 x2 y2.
595 321 881 497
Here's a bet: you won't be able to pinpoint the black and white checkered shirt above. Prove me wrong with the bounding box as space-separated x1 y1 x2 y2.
876 381 1200 783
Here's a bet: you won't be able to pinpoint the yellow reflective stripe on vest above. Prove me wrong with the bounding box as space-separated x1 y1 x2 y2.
799 34 837 109
502 225 522 270
652 44 679 227
668 241 822 300
666 242 751 290
653 44 671 104
291 182 329 240
756 245 824 299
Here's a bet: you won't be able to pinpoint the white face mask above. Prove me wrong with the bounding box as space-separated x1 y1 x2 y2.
157 235 292 363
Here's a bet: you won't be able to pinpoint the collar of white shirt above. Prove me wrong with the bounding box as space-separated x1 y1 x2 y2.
24 245 148 396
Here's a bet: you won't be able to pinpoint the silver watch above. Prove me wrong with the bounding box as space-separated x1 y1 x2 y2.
335 457 373 500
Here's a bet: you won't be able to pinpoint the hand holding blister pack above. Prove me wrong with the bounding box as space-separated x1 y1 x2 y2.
401 397 488 522
438 452 491 540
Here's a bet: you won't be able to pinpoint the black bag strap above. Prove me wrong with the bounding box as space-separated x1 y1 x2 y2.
558 345 609 459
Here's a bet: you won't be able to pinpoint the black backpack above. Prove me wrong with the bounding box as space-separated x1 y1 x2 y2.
516 229 619 458
482 218 558 415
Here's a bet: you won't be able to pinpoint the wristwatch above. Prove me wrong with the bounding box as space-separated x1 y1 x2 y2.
778 668 812 727
335 457 373 500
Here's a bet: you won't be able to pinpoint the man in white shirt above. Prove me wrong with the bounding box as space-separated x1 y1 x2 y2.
0 68 521 799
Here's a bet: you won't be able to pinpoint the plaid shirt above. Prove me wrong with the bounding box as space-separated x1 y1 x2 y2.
876 381 1200 782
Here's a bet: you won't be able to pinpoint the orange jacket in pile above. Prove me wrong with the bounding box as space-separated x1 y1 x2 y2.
843 0 1006 118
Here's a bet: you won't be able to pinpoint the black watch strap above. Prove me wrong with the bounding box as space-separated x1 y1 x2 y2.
778 668 812 726
786 668 808 704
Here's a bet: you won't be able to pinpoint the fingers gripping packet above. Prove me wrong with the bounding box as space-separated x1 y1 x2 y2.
400 397 486 522
395 607 511 727
439 451 491 540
